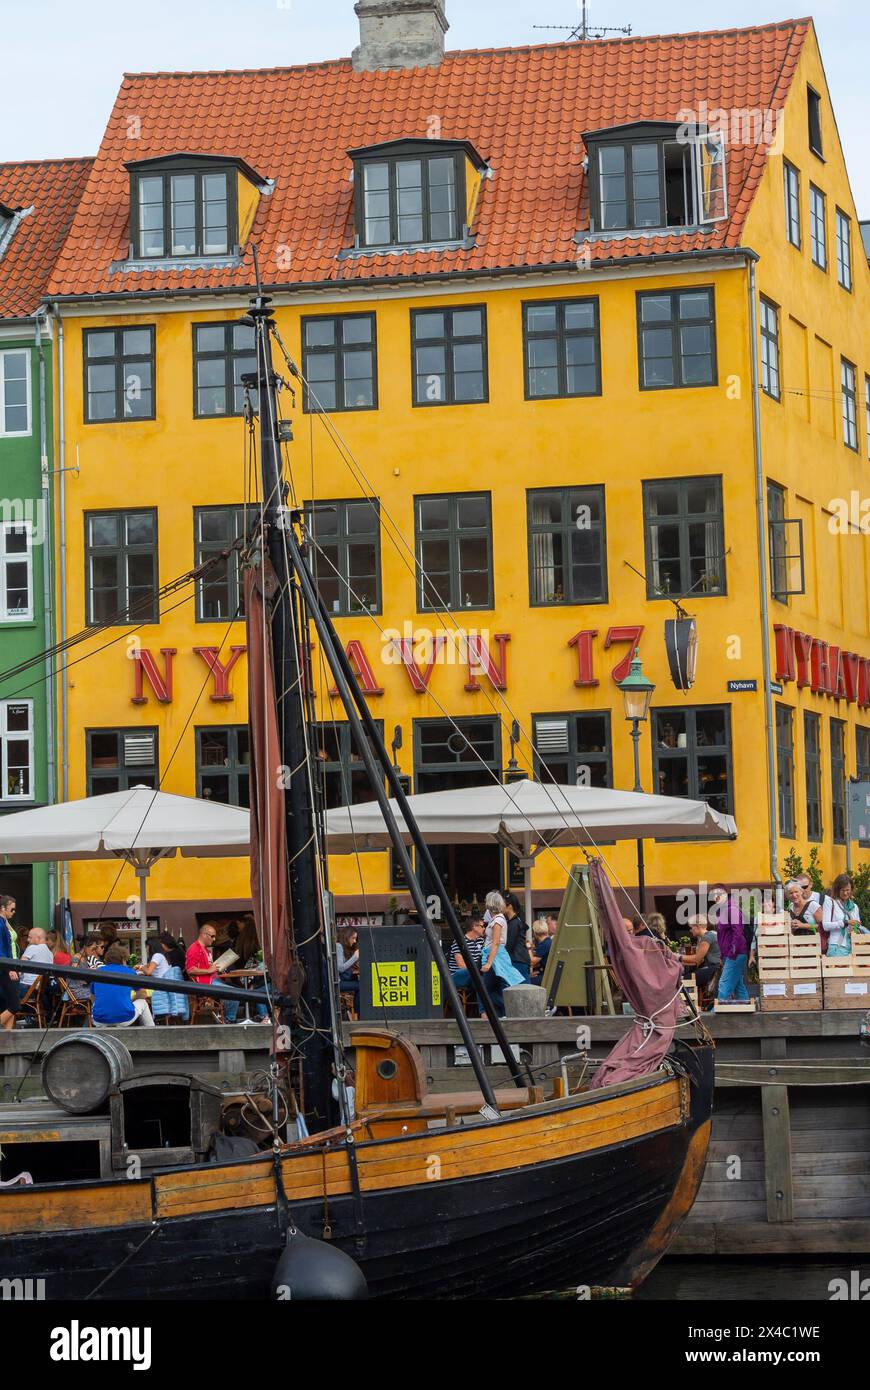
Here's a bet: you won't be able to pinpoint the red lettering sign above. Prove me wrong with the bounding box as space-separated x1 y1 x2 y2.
829 647 847 701
774 625 796 682
193 646 247 702
811 640 832 695
567 630 598 688
604 625 644 684
131 648 176 705
329 640 384 698
843 652 861 702
794 632 814 688
464 634 510 693
393 635 446 693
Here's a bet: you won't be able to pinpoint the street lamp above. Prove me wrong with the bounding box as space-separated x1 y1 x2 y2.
618 650 656 910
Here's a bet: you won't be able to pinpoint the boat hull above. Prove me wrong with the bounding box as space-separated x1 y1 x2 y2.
0 1044 713 1299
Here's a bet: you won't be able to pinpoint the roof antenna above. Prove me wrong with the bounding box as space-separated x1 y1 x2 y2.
534 0 632 40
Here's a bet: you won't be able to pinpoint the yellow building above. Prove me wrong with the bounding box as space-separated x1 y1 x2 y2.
42 10 870 936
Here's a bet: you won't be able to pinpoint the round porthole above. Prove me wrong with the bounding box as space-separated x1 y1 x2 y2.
376 1059 399 1081
447 731 469 756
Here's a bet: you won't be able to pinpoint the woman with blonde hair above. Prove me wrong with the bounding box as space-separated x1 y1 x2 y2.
481 891 524 1017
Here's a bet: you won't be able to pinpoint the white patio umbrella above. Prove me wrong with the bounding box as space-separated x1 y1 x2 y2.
326 778 737 922
0 786 250 960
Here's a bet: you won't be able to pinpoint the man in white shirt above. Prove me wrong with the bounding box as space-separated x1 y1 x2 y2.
19 927 54 988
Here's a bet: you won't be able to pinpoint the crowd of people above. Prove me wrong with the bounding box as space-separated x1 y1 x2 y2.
676 874 866 1008
0 894 270 1031
446 892 559 1017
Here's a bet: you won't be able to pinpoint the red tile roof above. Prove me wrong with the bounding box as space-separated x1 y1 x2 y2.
0 158 94 318
48 20 810 300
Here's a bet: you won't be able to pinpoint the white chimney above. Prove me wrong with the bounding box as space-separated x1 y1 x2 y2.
352 0 449 72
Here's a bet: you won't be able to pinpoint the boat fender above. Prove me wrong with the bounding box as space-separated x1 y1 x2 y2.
271 1231 368 1301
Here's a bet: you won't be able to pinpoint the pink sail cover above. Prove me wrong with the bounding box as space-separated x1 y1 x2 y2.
588 860 684 1089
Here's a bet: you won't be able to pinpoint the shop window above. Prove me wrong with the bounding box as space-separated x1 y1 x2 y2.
415 492 492 611
527 486 607 605
86 728 158 795
193 323 256 417
0 700 33 801
196 726 249 807
305 498 381 616
643 476 725 598
532 712 612 788
652 705 733 816
84 327 155 423
85 509 158 625
804 712 823 842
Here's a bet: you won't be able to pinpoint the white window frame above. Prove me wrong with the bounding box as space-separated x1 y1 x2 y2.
809 184 827 269
0 520 33 621
692 133 728 225
842 359 858 452
835 208 852 291
0 349 32 438
0 699 34 802
865 375 870 461
759 298 781 401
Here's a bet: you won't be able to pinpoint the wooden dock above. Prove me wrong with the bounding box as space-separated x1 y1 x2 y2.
2 1010 868 1255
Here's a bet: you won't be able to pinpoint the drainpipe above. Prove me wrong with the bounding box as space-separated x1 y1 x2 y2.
34 309 57 916
747 257 781 898
56 305 69 905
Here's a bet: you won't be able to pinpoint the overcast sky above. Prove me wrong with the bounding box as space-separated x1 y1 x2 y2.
3 0 868 210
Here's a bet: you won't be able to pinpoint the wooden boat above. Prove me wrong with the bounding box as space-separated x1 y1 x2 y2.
0 287 714 1299
0 1029 712 1299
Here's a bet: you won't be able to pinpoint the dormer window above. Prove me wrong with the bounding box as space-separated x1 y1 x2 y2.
126 154 267 261
585 123 727 235
349 140 486 250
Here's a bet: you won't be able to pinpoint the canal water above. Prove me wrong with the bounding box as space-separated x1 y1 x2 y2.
636 1257 867 1301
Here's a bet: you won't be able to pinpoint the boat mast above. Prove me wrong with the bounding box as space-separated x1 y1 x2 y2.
246 291 335 1132
244 295 510 1114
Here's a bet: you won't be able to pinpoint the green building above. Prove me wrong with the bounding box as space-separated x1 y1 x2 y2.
0 158 91 927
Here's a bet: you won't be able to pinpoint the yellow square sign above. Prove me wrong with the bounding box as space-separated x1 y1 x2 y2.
372 961 416 1007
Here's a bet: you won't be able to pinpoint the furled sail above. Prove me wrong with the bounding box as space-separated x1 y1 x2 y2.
588 860 684 1089
245 555 292 995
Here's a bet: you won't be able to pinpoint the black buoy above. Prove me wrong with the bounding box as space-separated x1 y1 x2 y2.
271 1232 369 1301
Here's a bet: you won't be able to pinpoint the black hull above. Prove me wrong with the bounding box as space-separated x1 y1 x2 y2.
3 1045 714 1300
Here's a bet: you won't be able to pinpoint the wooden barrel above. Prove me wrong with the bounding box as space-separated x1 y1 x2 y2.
41 1034 134 1114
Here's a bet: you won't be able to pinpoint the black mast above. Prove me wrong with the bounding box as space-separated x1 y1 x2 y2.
245 291 335 1131
243 295 515 1115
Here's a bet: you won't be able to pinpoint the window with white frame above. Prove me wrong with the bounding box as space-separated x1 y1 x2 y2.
759 298 780 400
865 376 870 460
0 522 32 620
809 184 827 269
836 208 852 291
842 359 858 452
0 349 31 436
783 161 801 248
0 700 33 801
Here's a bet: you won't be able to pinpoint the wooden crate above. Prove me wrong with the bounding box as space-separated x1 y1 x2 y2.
758 942 789 967
713 999 757 1013
757 920 788 938
823 976 870 1010
851 940 870 972
759 979 822 1012
788 960 822 979
790 938 821 957
822 957 854 976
